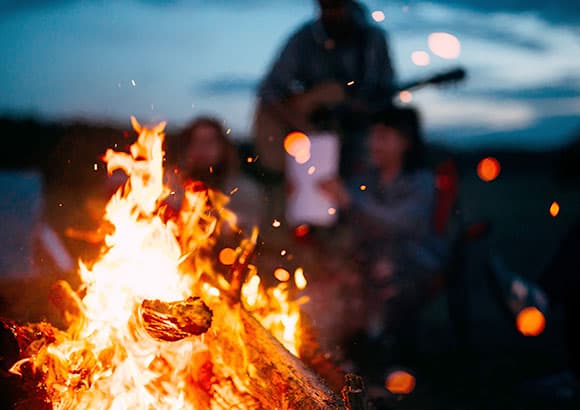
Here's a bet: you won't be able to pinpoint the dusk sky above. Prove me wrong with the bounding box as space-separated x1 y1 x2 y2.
1 0 579 150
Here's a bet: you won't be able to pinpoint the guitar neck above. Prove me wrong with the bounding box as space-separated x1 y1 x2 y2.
397 66 467 93
398 78 430 92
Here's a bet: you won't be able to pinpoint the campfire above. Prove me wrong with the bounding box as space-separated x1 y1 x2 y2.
1 118 361 409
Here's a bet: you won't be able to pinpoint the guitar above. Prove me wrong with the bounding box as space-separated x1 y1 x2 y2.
252 66 466 174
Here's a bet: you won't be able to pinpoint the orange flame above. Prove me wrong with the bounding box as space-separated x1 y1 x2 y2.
24 117 307 409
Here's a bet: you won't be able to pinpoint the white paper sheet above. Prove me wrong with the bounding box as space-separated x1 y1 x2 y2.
285 132 340 227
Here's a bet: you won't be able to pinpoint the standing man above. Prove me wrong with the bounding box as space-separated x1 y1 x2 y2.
254 0 397 179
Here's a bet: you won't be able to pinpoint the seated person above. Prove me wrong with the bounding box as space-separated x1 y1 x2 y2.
491 221 580 392
320 106 447 380
169 116 264 235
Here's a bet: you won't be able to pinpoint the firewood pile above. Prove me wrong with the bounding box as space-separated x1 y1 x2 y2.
0 295 369 409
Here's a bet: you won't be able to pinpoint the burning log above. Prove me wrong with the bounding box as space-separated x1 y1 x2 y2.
206 302 345 409
2 305 347 409
341 374 368 410
0 318 59 409
139 296 212 341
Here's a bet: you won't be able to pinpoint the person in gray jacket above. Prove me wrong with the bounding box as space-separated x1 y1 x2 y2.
320 106 448 381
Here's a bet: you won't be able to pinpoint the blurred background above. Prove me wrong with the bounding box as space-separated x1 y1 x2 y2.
1 1 580 409
1 0 579 147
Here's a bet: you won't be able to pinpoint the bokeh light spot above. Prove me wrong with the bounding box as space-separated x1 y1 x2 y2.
477 157 501 182
516 306 546 336
218 247 236 266
274 267 290 282
549 201 560 217
411 50 430 66
294 268 307 290
428 32 461 59
294 224 310 238
385 370 416 394
399 91 413 103
284 132 311 162
371 10 385 22
294 150 311 164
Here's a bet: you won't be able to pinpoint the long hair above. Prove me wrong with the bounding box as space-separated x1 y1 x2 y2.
177 116 239 187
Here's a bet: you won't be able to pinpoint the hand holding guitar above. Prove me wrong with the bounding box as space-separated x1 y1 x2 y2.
253 66 467 174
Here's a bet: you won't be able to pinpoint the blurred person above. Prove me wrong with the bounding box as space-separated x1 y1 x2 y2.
170 116 264 235
0 171 74 278
0 171 46 277
319 106 448 382
0 170 75 325
254 0 396 179
490 221 580 397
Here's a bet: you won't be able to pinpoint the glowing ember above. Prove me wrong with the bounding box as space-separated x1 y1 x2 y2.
549 201 560 217
19 117 308 409
218 247 237 266
294 268 307 290
294 224 309 238
516 306 546 336
477 157 501 182
385 370 415 394
274 268 291 282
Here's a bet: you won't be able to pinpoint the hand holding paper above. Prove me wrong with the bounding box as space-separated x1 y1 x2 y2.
285 132 340 227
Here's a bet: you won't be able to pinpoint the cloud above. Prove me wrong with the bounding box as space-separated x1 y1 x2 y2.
466 82 580 100
375 0 580 25
440 114 580 150
415 89 580 149
416 90 536 131
0 0 73 14
194 76 258 96
0 0 578 149
392 4 580 96
432 0 580 24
